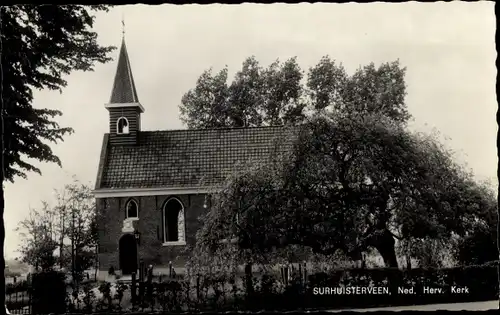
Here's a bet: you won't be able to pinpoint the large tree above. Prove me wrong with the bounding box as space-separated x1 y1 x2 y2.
1 4 115 305
194 113 493 269
179 56 408 129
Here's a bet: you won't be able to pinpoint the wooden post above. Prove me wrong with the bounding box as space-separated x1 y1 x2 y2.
138 280 144 308
303 262 308 289
169 261 172 278
139 261 145 282
298 263 302 285
282 266 289 286
131 272 137 306
147 266 153 308
244 263 253 296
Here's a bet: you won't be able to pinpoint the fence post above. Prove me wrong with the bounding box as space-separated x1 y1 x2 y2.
303 262 308 290
299 263 303 286
131 272 137 307
244 263 253 298
139 261 145 282
147 266 153 308
138 283 144 309
169 261 173 278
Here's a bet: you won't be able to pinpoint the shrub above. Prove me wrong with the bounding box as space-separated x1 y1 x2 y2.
31 271 67 314
52 262 500 313
6 279 30 295
306 263 499 310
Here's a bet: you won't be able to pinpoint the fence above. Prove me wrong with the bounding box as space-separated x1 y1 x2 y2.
5 275 32 314
6 261 498 314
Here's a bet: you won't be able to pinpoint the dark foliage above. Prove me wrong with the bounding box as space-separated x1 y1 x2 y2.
1 4 115 308
1 5 115 182
31 271 67 314
9 263 497 313
307 263 498 310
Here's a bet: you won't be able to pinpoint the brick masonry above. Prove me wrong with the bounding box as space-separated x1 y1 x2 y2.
97 194 206 272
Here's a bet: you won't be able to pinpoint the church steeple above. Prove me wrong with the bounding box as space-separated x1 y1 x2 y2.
109 37 141 105
105 33 144 145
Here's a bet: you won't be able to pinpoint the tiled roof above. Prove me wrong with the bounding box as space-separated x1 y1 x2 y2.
109 38 139 104
98 126 297 189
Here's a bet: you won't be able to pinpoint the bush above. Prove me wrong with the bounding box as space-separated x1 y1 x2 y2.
50 262 500 313
31 271 67 314
306 263 499 310
6 279 30 295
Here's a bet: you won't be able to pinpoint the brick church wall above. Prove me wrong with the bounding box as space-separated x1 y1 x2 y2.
97 194 207 272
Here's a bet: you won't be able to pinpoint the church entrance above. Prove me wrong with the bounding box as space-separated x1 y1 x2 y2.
119 234 138 275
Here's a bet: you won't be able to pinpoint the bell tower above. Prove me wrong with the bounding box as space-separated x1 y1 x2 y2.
105 35 144 145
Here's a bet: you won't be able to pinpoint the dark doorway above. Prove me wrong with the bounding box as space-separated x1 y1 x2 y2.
119 234 138 275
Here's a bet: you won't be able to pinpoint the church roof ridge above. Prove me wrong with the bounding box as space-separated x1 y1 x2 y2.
135 124 294 134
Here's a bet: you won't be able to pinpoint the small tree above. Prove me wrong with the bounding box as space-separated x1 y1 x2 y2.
16 203 59 271
16 179 97 282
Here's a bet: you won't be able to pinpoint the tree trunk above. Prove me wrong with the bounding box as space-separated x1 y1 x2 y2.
244 263 253 296
59 206 65 269
406 254 412 270
405 240 412 270
371 229 399 268
71 205 75 288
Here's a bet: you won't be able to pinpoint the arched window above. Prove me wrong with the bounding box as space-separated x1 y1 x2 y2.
126 199 138 219
162 198 185 244
117 117 130 134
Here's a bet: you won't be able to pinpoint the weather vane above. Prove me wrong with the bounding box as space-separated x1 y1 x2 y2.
121 13 125 37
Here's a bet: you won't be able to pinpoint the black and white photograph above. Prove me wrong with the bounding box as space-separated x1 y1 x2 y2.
1 2 498 314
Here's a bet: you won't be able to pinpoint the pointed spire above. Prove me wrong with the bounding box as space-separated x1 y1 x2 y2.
109 36 140 105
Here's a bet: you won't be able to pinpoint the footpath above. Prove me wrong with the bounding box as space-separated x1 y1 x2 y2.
326 300 498 312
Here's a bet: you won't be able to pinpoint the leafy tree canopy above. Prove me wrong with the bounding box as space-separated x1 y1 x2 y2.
1 5 115 182
179 56 408 129
16 179 97 277
2 5 115 305
194 112 496 268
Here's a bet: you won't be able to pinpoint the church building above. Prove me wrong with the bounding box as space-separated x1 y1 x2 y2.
92 37 291 278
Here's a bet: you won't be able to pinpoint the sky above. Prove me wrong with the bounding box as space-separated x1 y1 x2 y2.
3 2 497 259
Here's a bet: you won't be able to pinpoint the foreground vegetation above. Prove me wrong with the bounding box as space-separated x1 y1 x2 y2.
6 261 498 314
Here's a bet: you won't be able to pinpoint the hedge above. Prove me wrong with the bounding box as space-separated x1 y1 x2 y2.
302 262 499 310
6 279 31 295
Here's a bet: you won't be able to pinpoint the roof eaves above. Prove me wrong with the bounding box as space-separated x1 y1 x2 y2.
94 134 110 190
